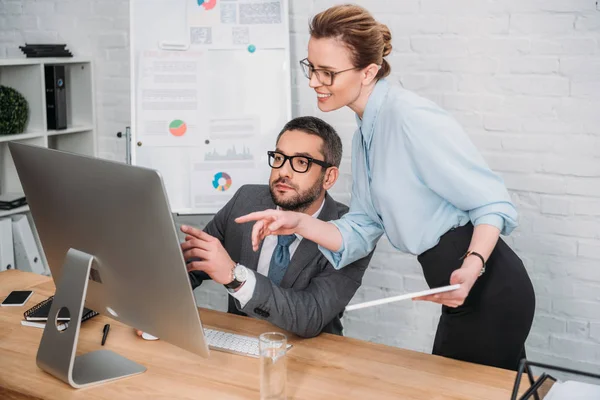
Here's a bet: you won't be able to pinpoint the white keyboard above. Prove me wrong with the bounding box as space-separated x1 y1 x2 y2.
204 328 260 358
141 328 290 358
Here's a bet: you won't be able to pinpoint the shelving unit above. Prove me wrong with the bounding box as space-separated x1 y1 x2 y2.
0 57 97 274
0 205 30 218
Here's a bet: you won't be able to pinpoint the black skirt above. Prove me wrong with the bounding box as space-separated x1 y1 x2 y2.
417 222 536 371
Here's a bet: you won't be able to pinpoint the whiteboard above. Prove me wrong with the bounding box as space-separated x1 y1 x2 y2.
130 0 292 214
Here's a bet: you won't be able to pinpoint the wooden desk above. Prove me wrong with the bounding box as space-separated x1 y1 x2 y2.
0 270 521 399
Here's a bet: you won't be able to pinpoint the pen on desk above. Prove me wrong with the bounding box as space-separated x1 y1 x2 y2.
101 323 110 346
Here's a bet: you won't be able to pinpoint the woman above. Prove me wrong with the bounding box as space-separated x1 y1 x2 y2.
237 4 535 370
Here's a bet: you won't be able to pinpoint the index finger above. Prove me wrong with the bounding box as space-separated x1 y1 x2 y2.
235 210 276 224
181 225 213 241
251 219 268 251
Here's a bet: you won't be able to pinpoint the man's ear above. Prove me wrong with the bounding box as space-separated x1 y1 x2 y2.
323 167 339 190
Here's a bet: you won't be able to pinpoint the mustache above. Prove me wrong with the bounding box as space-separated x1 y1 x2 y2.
272 178 297 190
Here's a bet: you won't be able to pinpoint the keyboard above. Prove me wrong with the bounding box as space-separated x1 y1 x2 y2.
141 328 291 358
204 328 260 358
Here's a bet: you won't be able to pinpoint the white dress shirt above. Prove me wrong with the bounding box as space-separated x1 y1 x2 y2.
229 199 325 307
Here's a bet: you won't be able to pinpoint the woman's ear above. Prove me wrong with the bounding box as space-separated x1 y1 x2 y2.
362 63 380 85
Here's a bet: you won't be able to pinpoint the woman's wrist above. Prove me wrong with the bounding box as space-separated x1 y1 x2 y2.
295 211 343 252
461 255 484 277
296 212 312 237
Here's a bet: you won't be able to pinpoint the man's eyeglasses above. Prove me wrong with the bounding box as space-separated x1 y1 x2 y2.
267 151 333 173
299 58 360 86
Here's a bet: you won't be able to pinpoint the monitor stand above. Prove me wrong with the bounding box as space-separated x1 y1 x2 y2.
36 249 146 388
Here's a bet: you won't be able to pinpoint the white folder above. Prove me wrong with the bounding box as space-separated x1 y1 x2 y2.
0 218 15 272
11 214 45 274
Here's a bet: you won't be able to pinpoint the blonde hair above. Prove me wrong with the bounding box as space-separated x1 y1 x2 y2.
309 4 392 79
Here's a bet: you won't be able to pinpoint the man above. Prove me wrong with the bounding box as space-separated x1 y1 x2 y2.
180 116 373 337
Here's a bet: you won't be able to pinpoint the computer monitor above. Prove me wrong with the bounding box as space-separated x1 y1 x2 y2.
9 142 209 388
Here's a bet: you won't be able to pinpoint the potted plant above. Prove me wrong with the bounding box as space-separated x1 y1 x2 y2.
0 85 29 135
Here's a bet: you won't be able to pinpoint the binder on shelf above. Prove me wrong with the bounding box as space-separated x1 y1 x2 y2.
0 192 27 210
11 214 45 274
18 43 73 58
511 359 600 400
0 217 14 271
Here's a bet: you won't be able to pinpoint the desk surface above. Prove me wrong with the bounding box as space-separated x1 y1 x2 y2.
0 270 521 399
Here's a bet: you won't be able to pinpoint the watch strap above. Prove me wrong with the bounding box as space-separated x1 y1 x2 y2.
459 250 486 276
224 263 245 290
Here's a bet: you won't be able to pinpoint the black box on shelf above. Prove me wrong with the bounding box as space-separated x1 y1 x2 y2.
45 65 67 130
19 43 73 58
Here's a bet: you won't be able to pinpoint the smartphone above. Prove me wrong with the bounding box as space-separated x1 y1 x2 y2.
1 290 34 306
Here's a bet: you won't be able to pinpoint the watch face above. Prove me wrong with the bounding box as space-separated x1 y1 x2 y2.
233 265 247 281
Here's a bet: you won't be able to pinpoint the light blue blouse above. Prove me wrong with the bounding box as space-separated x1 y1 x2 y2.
320 79 518 269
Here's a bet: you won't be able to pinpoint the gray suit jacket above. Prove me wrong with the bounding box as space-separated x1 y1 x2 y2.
189 184 372 338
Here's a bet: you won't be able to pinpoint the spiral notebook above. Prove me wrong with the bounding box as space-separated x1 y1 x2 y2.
23 296 99 322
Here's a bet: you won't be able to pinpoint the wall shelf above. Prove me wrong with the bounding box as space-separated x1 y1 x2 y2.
0 58 97 275
0 205 30 218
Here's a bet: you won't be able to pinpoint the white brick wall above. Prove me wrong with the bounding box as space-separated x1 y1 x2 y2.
0 0 130 161
2 0 599 370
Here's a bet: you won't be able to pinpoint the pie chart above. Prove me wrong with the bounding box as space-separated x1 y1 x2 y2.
212 172 232 191
169 120 187 137
198 0 217 10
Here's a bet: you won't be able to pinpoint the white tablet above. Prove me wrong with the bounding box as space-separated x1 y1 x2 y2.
345 284 461 311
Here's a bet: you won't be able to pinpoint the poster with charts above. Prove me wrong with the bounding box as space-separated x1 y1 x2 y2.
130 0 290 214
187 47 289 210
187 0 287 49
135 49 208 147
189 121 271 210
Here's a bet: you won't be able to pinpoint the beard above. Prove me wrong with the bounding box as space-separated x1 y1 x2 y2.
269 174 325 212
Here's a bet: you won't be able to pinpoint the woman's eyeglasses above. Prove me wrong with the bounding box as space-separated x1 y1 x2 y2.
299 58 360 86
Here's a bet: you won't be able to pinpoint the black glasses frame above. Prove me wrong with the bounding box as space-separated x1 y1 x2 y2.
299 58 360 86
267 150 333 173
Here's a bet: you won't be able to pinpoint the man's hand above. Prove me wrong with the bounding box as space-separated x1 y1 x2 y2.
135 330 159 340
180 225 235 285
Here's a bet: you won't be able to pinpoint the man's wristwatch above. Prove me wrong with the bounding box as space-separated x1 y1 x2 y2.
224 263 248 292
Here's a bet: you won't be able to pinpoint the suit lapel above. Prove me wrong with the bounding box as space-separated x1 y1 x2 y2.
279 239 316 288
279 194 337 288
240 225 262 272
239 193 275 271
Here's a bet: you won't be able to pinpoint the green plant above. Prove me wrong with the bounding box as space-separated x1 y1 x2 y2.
0 85 29 135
